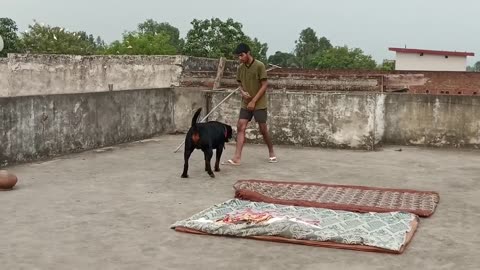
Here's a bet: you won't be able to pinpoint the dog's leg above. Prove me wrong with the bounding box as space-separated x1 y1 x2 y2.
204 148 215 178
215 146 223 172
181 148 194 178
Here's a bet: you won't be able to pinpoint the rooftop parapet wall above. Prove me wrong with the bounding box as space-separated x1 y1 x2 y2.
2 54 185 96
2 54 480 97
206 90 384 150
0 88 175 167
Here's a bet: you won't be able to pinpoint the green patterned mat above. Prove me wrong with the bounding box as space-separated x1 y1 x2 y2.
171 199 419 253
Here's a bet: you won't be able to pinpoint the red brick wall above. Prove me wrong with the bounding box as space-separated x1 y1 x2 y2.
405 71 480 96
178 58 480 96
267 68 480 96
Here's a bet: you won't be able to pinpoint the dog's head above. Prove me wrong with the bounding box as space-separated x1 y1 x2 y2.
224 124 233 142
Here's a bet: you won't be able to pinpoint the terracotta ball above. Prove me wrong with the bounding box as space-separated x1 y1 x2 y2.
0 170 18 190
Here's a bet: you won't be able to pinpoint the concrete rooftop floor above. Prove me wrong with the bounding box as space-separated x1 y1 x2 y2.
1 135 479 270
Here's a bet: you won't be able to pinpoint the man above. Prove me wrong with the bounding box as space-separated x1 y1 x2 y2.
225 43 277 165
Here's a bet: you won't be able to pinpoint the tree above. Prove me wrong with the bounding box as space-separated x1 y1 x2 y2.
474 61 480 72
311 46 377 70
95 36 107 52
183 18 244 59
467 62 480 72
294 27 332 68
183 18 268 62
0 17 21 57
267 51 299 68
318 37 333 53
378 59 395 71
104 31 176 55
246 37 268 63
103 19 182 55
21 21 101 55
137 19 184 52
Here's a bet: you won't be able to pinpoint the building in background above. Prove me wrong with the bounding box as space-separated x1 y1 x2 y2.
389 47 475 71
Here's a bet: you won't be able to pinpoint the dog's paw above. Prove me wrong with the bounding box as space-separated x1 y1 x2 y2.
215 168 221 172
181 174 189 178
208 172 215 178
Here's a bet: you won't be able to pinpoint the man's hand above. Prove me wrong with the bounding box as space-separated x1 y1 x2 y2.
241 90 251 100
247 100 256 111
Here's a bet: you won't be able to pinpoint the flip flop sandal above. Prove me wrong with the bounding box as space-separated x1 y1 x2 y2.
222 159 241 166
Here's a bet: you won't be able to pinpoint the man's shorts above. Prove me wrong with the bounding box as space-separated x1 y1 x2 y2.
239 108 268 123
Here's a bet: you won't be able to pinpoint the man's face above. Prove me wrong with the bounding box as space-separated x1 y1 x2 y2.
237 52 249 64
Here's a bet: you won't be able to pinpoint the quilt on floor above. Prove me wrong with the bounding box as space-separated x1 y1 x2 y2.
233 179 440 217
171 199 418 253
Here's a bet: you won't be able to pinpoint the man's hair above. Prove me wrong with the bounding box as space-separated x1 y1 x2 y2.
234 43 251 55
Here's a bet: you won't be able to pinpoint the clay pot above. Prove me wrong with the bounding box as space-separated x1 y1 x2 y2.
0 170 18 190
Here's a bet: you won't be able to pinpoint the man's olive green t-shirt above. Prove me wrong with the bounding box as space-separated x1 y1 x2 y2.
236 59 268 110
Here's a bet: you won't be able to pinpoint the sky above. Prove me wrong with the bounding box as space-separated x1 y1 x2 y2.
2 0 479 65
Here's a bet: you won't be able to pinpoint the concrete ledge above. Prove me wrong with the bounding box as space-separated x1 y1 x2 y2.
206 90 480 149
207 90 384 150
172 87 208 133
0 88 175 167
384 94 480 148
2 88 480 168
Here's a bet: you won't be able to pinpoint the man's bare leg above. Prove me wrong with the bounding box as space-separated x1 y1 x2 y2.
231 119 249 163
258 123 275 158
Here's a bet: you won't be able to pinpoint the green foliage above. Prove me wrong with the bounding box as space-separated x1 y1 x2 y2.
103 19 182 55
311 46 377 70
245 37 268 63
378 59 395 71
318 37 333 54
474 61 480 72
292 27 377 70
0 17 22 57
137 19 184 52
467 62 480 72
183 18 245 59
183 18 268 63
2 17 382 71
267 51 299 68
21 21 101 55
294 27 332 68
104 31 176 55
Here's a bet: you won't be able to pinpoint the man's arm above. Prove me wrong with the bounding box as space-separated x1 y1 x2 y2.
238 81 251 100
251 79 268 103
247 63 268 110
247 79 267 110
237 66 251 100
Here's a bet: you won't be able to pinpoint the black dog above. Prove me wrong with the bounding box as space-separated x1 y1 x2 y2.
181 108 233 178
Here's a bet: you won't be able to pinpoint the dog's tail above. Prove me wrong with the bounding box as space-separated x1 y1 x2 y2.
191 108 202 128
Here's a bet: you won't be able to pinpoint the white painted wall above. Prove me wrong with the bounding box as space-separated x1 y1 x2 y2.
395 52 467 71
